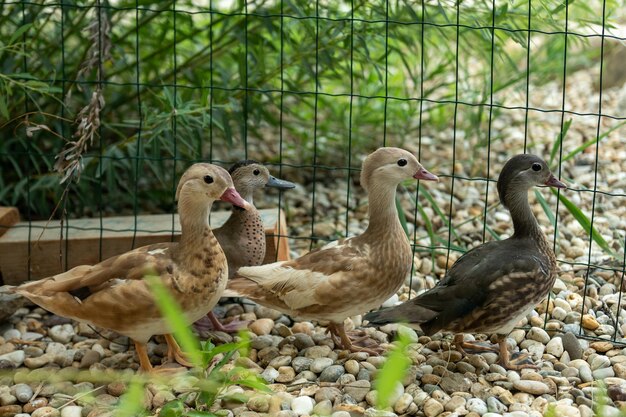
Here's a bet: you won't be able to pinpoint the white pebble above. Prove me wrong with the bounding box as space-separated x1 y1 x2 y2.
467 398 488 415
0 350 25 366
512 380 551 395
60 406 83 417
546 338 564 357
48 324 74 344
382 294 399 308
291 396 315 416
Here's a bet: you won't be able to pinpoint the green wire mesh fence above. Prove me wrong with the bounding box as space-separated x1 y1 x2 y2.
1 0 626 344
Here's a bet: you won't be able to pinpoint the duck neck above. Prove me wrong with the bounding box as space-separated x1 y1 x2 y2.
506 190 543 241
177 194 217 248
362 181 404 239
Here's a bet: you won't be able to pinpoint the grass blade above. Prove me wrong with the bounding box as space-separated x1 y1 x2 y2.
534 189 556 227
563 120 626 162
144 273 203 368
553 189 614 257
375 328 412 410
396 195 409 237
550 118 571 165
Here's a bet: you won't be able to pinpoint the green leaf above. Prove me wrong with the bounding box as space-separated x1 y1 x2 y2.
550 118 571 165
396 195 409 237
375 330 412 410
9 23 32 45
184 412 217 417
0 93 8 120
534 189 556 227
554 189 614 257
144 274 203 368
159 399 185 417
114 378 146 417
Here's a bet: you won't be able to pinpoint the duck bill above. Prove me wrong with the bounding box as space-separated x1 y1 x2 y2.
544 174 567 189
266 175 296 190
220 187 252 211
413 168 439 182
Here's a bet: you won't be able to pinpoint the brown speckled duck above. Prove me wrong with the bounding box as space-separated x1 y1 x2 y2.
226 147 438 354
6 163 251 373
365 154 566 369
198 160 295 332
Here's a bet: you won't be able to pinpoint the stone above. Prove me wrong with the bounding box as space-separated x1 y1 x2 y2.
310 357 333 373
445 396 467 413
60 406 82 417
0 393 16 407
332 413 351 417
315 387 341 403
592 367 615 379
345 359 360 375
344 380 370 402
79 350 101 369
313 400 332 416
560 333 583 360
319 365 345 382
579 364 593 383
440 373 471 394
261 367 279 383
590 355 611 370
250 335 274 350
487 397 507 413
0 294 27 322
249 319 274 336
590 341 614 353
292 334 315 350
48 324 74 344
466 398 488 415
581 315 599 330
152 391 175 408
291 396 314 416
106 382 126 397
303 345 332 359
0 405 23 417
364 409 397 417
11 384 33 403
423 398 444 417
545 338 564 357
512 380 551 395
0 351 25 367
31 407 61 417
291 357 313 373
527 327 550 344
276 366 296 383
393 393 413 414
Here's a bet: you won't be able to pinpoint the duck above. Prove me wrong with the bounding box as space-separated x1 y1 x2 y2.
4 163 251 373
226 147 438 354
364 154 566 369
196 160 295 332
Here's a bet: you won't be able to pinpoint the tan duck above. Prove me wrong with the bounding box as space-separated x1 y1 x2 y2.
5 163 251 373
365 154 566 369
197 160 295 332
226 147 438 354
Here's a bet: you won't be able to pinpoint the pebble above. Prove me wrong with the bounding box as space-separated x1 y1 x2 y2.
319 365 345 382
467 398 488 415
343 380 370 402
12 384 33 403
0 351 25 367
60 406 82 417
423 398 444 417
560 333 583 360
310 357 333 373
48 324 74 344
79 350 101 368
512 380 551 395
249 319 275 336
291 396 314 416
276 366 295 383
393 393 413 414
545 338 564 357
31 407 61 417
0 405 23 416
527 327 550 344
315 387 341 403
345 359 360 375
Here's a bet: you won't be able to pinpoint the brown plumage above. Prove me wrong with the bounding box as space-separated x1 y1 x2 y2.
227 147 438 354
197 160 295 332
364 154 566 369
5 163 251 373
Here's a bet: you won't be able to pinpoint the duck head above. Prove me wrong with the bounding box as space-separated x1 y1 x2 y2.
228 160 295 203
360 147 438 192
497 154 567 208
176 163 251 210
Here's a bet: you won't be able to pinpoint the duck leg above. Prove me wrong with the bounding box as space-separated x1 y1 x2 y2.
164 334 195 368
327 322 383 356
453 333 499 356
194 311 250 334
135 340 187 375
496 334 538 370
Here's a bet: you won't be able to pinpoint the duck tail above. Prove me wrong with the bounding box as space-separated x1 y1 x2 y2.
0 285 17 294
364 302 437 328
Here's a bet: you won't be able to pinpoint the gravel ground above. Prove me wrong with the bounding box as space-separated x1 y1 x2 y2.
1 71 626 417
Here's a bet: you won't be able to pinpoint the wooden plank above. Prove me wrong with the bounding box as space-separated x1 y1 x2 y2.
264 209 291 264
0 207 20 238
0 209 290 284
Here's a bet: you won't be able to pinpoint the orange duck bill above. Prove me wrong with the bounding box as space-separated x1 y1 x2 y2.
220 187 252 210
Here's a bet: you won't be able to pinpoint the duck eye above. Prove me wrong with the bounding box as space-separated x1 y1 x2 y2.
203 175 214 184
397 159 408 167
253 169 260 176
531 163 542 172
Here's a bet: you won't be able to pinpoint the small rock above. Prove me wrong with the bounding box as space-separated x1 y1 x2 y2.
423 398 443 417
545 338 564 357
0 405 23 417
31 407 60 417
291 357 313 373
247 395 270 413
581 315 599 330
106 381 126 397
579 364 593 383
512 380 551 395
592 367 615 379
250 335 274 350
364 409 397 417
552 404 581 417
303 345 332 359
344 380 370 402
487 396 507 413
310 357 333 373
276 366 296 383
261 367 279 383
0 294 27 322
332 412 351 417
345 359 360 375
11 384 33 403
249 319 275 336
467 398 488 415
48 324 74 344
0 351 25 367
590 341 614 353
590 355 611 370
60 406 82 417
527 327 550 344
291 396 314 416
560 333 583 360
23 398 48 413
393 393 413 414
315 387 341 403
319 365 345 382
440 373 471 394
79 350 101 369
292 334 315 350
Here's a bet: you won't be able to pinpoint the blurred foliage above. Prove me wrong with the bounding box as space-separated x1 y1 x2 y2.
0 0 623 218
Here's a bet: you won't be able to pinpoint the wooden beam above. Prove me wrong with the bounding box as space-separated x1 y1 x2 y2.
0 209 290 285
0 207 20 238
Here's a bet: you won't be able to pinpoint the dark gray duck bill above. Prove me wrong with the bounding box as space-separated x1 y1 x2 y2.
266 176 296 190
